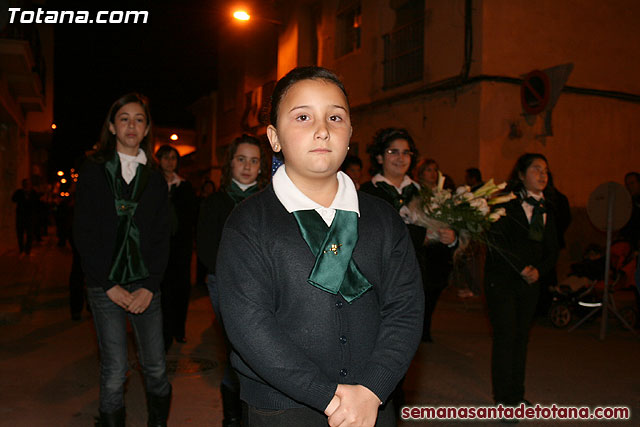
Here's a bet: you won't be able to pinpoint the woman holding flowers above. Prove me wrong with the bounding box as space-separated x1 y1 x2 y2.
484 153 559 407
361 130 456 343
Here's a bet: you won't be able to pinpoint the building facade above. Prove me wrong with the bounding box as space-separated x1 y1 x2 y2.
0 13 54 250
215 0 640 260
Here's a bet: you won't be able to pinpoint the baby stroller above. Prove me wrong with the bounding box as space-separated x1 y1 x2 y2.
548 242 638 329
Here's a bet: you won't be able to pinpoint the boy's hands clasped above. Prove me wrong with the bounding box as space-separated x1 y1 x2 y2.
106 285 153 313
325 384 381 427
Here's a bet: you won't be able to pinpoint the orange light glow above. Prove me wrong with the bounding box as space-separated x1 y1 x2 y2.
57 171 64 176
233 10 250 21
60 178 67 184
51 123 57 130
170 133 179 141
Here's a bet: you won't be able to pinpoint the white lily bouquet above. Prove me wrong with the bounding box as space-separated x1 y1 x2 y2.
401 173 516 248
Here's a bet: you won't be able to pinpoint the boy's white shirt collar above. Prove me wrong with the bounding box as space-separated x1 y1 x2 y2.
232 178 257 191
117 149 147 184
371 173 420 193
272 165 359 226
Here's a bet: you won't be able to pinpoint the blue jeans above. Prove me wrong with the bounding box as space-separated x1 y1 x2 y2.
88 284 171 413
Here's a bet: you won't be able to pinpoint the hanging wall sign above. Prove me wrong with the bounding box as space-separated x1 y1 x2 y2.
520 70 550 115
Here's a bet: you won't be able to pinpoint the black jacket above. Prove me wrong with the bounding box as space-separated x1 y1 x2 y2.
484 199 559 286
217 185 424 412
73 158 170 293
167 180 198 261
196 191 236 274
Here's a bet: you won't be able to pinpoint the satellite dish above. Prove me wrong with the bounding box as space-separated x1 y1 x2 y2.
586 182 632 232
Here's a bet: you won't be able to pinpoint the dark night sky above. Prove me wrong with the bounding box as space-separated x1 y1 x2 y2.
51 0 222 170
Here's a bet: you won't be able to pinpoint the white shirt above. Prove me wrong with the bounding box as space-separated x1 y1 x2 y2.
165 171 184 190
272 165 359 227
232 178 257 191
117 149 147 184
521 191 547 224
371 173 420 193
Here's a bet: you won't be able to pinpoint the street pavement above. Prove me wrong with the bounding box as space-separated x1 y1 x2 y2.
1 235 638 426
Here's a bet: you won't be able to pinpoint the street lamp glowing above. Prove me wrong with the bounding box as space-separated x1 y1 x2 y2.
61 178 67 184
57 171 64 176
233 10 250 21
170 133 179 141
51 123 57 130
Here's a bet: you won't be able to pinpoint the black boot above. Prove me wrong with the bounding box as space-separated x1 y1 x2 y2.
99 407 125 427
221 384 242 427
147 385 172 427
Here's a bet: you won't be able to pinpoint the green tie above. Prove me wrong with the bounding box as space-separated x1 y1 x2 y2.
104 154 150 285
374 181 419 211
292 210 373 303
524 197 546 242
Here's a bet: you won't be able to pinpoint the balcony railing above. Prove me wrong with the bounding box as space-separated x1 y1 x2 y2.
382 18 424 90
0 24 46 98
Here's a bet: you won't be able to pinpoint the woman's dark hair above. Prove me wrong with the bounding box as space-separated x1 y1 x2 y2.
507 153 549 196
340 155 362 172
366 128 419 176
625 171 640 182
465 167 482 183
268 66 349 127
92 93 154 164
155 145 180 172
220 134 269 190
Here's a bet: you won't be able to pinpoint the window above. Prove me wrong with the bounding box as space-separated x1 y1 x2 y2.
383 0 425 89
335 1 361 58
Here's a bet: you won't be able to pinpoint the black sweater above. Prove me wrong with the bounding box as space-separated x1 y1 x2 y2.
217 185 424 412
73 159 170 293
484 199 559 285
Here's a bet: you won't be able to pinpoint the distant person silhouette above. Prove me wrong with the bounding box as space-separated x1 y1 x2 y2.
11 178 38 255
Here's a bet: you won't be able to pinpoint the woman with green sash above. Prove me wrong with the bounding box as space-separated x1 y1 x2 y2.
196 133 268 427
74 93 172 427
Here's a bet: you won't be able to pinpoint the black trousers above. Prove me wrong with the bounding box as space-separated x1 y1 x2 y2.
485 279 540 405
16 216 33 254
243 400 396 427
161 251 192 345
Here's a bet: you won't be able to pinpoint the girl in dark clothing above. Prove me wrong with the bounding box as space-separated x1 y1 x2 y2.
73 93 172 426
217 67 424 426
197 133 268 427
360 130 456 343
156 145 198 350
484 153 559 407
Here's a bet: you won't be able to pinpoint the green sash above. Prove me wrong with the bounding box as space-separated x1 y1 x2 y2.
227 181 259 205
292 209 372 303
104 154 150 285
374 181 419 211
